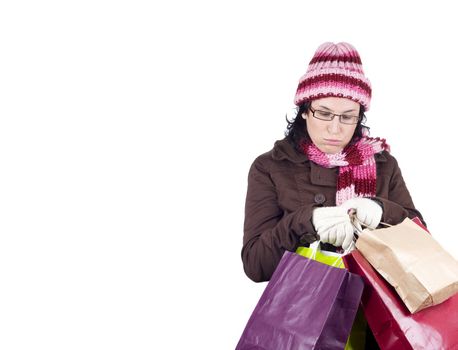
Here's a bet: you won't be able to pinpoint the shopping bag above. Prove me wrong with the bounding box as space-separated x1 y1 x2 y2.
236 251 364 350
343 249 458 350
355 217 458 313
411 216 429 233
296 243 344 268
296 243 366 350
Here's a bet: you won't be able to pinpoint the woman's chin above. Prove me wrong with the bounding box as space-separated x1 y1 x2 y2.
319 144 343 154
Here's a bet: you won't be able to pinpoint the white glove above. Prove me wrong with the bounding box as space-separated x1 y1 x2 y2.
312 206 354 250
319 221 354 250
312 206 348 231
340 198 383 229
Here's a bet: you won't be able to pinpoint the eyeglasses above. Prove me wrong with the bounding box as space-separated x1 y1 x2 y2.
309 107 360 125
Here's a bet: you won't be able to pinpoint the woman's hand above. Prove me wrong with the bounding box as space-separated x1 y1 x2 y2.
340 198 383 229
312 206 354 249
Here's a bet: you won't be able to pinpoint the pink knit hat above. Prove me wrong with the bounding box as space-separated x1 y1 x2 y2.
294 42 372 110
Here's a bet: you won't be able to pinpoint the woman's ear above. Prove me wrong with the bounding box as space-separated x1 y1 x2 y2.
302 112 307 120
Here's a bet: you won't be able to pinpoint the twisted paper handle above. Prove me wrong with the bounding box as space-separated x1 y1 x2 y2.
348 208 391 238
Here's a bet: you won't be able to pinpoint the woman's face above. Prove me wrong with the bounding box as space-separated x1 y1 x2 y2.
302 97 360 154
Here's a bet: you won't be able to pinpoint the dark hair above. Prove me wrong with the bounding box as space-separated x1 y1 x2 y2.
285 101 369 151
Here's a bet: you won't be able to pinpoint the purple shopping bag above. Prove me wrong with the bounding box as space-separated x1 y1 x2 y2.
236 251 364 350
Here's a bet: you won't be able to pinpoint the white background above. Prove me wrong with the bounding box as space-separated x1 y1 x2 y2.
1 1 457 349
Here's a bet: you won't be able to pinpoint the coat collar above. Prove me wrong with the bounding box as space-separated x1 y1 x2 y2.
272 138 309 164
374 152 387 162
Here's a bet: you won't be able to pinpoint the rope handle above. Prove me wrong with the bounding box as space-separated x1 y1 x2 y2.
348 208 391 237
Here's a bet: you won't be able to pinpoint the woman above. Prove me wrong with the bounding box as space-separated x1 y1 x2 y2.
242 42 424 283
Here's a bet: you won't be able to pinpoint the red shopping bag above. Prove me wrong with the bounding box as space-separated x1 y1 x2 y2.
342 250 458 349
411 216 429 233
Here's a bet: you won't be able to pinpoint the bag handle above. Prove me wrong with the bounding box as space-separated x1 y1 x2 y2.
348 208 391 238
309 241 352 267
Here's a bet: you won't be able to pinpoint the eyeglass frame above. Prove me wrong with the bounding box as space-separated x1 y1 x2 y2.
308 106 361 125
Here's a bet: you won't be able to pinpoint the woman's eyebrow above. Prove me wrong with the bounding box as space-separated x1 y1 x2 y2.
317 105 357 113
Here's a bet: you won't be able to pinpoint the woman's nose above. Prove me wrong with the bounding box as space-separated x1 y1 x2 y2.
328 117 341 134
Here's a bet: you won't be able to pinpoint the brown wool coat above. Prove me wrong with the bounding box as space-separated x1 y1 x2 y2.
242 138 424 282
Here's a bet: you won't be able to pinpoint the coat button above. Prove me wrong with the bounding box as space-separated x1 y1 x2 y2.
314 193 326 204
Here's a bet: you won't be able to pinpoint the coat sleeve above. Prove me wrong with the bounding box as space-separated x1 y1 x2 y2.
374 155 425 226
242 156 318 282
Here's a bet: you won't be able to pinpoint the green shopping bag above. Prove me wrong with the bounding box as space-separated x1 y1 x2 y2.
296 243 366 350
296 244 344 268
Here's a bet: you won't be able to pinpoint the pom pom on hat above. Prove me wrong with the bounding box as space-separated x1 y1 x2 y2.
294 42 372 110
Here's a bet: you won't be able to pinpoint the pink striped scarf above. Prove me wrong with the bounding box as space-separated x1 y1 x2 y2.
300 137 390 205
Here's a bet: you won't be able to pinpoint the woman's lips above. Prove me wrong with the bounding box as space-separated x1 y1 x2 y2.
324 139 341 145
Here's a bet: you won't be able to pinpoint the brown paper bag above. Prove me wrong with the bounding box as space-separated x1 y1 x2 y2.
355 218 458 313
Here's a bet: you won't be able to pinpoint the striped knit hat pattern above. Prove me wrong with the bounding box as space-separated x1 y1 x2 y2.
294 42 372 111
